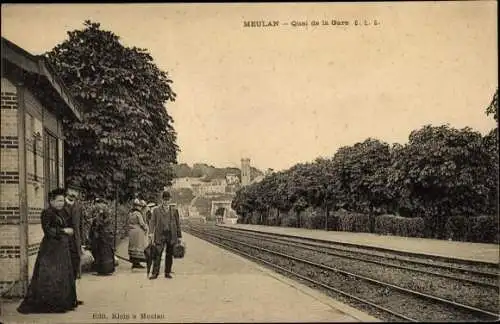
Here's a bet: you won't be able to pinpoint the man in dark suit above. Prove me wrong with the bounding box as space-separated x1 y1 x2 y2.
148 191 182 279
64 185 84 306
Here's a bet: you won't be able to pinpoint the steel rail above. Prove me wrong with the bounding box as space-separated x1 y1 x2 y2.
217 225 499 278
215 227 498 288
185 227 415 322
186 225 499 321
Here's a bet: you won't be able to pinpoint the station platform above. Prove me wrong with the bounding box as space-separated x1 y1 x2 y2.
219 223 499 264
0 232 377 323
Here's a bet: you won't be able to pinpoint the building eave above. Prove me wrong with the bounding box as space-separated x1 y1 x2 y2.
1 37 82 121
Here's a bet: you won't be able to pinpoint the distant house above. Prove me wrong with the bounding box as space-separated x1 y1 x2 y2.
171 177 205 190
196 179 227 195
172 177 193 189
225 173 239 185
0 37 83 297
191 183 201 195
173 176 230 196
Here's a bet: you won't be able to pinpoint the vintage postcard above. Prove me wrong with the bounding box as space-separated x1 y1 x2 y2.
1 2 498 323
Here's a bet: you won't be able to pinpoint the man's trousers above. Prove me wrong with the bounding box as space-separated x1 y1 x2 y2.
151 239 175 276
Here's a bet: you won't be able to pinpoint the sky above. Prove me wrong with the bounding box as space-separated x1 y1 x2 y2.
1 2 498 171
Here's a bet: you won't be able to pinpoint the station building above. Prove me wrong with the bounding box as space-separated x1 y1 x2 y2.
0 37 82 297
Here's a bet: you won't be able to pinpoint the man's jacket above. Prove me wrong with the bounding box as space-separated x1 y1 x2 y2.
149 205 182 245
64 201 83 257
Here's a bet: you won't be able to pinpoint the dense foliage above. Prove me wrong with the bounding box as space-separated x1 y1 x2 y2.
80 200 131 247
169 188 196 205
232 91 499 242
46 21 178 201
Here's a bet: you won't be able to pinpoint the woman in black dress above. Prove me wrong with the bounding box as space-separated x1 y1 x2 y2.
89 198 115 275
17 188 77 314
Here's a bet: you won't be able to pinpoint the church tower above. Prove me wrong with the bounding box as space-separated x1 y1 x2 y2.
241 158 251 186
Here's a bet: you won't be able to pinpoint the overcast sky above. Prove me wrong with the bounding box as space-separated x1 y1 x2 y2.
1 2 497 171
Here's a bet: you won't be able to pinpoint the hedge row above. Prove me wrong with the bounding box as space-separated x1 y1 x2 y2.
374 214 425 238
337 212 370 233
445 215 499 243
237 208 498 243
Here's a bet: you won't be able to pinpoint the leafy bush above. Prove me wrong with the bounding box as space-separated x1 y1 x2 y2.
302 208 327 229
444 215 498 243
273 210 289 226
192 197 212 218
265 209 281 226
268 217 279 226
281 213 298 228
300 208 316 229
310 214 326 229
237 214 249 224
337 211 371 233
326 213 340 231
170 188 195 205
444 215 469 241
81 200 131 247
467 215 499 243
248 212 261 225
112 202 132 240
374 214 425 237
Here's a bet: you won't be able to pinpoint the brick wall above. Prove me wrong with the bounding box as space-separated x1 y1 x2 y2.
25 95 46 223
27 225 43 278
1 78 69 297
0 77 20 296
0 226 20 285
23 90 50 276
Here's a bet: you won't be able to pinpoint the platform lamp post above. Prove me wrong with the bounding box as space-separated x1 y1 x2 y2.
113 171 125 248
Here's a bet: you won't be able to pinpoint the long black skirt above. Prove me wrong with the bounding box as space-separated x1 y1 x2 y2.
17 235 76 314
92 241 115 275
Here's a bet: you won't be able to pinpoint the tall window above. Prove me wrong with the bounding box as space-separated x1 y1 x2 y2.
44 130 59 192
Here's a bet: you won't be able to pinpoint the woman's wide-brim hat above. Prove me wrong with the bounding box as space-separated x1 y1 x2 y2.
133 198 147 207
147 202 157 208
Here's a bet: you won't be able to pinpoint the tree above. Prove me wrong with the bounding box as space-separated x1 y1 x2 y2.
481 130 498 215
331 139 394 217
46 21 178 201
313 158 339 230
284 164 308 227
274 171 293 212
232 185 259 223
483 89 499 215
174 163 193 178
389 125 492 238
486 88 498 122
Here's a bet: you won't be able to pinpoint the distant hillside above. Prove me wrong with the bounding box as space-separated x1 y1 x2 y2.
173 163 263 181
170 188 195 205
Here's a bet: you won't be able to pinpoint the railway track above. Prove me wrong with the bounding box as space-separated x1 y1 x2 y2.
212 226 498 288
217 225 498 277
184 223 499 322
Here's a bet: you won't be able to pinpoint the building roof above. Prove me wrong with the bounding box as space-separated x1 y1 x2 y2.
1 37 82 121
